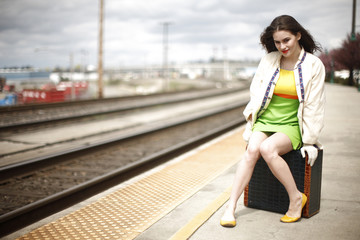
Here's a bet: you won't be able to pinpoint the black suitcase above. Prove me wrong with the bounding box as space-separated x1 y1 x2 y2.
244 150 323 217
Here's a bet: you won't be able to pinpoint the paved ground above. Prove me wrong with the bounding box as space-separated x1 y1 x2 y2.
136 83 360 240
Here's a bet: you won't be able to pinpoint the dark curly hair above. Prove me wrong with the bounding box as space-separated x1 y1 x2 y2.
260 15 322 54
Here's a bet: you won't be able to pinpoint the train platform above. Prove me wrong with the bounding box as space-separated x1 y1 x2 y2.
4 83 360 240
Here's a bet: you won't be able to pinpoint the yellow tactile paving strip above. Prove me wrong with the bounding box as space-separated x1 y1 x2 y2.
18 127 246 240
169 186 233 240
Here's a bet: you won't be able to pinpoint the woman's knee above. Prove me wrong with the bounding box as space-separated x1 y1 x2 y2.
259 141 277 162
244 144 261 165
245 131 267 165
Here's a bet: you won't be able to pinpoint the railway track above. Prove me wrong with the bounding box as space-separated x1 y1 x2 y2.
0 87 245 130
0 100 247 238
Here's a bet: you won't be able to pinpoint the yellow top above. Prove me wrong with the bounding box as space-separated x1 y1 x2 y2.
274 69 298 99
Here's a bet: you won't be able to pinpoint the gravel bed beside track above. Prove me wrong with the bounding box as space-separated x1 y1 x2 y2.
0 107 242 216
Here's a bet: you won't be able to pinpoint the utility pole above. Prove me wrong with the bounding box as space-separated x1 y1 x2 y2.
162 22 172 92
351 0 357 41
350 0 359 91
223 46 229 81
70 52 75 100
97 0 104 98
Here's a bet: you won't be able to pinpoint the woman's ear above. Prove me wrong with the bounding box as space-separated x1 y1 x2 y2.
296 32 301 41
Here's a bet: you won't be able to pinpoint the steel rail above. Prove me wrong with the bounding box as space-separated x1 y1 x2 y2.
0 87 216 112
0 87 244 129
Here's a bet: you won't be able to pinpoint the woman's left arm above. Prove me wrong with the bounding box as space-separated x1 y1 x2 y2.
302 59 326 146
301 59 326 166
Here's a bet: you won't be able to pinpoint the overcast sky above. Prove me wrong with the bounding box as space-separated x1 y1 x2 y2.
0 0 358 69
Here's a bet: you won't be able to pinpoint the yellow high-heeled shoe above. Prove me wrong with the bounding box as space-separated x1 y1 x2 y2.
220 206 236 227
280 193 307 223
220 219 236 228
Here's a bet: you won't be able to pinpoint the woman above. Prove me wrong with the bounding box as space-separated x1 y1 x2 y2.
220 15 325 226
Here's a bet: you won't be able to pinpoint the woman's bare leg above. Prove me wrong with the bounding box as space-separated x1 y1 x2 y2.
220 131 268 222
260 132 303 218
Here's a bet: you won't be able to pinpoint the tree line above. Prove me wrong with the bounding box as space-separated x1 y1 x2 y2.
319 33 360 86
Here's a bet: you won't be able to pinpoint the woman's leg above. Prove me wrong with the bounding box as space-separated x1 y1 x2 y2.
259 132 303 218
221 131 268 222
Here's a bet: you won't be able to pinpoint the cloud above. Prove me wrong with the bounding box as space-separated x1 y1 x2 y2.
0 0 358 68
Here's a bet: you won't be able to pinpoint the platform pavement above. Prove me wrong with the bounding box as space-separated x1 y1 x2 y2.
136 83 360 240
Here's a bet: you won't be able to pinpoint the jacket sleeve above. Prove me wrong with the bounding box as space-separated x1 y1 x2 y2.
242 55 268 142
243 55 266 121
302 59 326 145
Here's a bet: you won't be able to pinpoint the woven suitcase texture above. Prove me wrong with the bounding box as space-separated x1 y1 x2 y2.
244 150 323 218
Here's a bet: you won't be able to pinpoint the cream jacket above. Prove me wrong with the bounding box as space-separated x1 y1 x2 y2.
243 48 326 147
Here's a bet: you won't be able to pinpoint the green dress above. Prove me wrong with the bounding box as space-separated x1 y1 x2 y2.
252 69 302 150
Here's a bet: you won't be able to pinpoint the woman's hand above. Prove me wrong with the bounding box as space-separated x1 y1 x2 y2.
300 144 318 166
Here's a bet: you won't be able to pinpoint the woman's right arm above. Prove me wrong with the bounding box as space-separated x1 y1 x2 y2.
243 55 266 121
242 55 267 142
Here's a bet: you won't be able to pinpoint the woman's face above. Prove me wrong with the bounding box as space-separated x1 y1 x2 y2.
273 30 301 59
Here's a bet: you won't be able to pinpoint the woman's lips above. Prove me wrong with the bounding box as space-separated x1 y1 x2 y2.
282 50 289 54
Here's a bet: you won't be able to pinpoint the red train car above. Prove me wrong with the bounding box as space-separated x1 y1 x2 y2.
21 89 66 103
20 81 88 104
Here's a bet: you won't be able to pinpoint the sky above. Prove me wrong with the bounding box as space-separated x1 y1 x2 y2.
0 0 358 69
